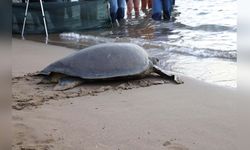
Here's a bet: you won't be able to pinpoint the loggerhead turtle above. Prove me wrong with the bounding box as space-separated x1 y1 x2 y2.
39 43 183 90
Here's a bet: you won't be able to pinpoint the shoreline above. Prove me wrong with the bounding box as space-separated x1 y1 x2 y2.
13 34 237 89
12 38 238 150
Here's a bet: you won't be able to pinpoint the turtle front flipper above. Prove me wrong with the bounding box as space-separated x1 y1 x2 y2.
153 65 184 84
54 77 84 91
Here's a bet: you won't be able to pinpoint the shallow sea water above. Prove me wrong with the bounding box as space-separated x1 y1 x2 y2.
30 0 238 87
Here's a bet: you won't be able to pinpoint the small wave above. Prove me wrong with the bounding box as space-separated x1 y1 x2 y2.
60 33 237 60
168 46 237 60
191 24 237 32
175 22 237 32
60 32 115 44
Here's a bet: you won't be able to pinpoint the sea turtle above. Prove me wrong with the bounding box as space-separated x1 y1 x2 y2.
39 43 183 90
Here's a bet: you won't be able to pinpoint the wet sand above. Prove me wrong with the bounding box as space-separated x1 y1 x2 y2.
12 38 238 150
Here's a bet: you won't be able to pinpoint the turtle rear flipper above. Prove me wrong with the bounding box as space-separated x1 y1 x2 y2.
54 77 83 91
38 73 66 84
153 65 184 84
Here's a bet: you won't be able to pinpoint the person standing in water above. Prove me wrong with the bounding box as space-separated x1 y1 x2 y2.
109 0 126 23
126 0 140 19
152 0 174 20
141 0 152 14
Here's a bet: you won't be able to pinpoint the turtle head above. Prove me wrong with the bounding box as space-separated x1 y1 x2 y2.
149 57 159 65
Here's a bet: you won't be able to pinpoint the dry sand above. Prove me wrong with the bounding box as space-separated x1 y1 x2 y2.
12 38 239 150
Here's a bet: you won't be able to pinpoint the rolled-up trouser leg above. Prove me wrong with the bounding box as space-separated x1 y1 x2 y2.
109 0 118 22
162 0 172 20
117 0 126 20
152 0 162 20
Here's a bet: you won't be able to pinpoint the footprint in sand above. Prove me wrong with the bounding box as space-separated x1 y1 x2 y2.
163 141 189 150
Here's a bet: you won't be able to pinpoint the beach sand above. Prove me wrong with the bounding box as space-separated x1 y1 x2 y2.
12 38 239 150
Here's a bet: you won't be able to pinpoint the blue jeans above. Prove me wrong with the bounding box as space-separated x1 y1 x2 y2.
152 0 173 20
109 0 126 22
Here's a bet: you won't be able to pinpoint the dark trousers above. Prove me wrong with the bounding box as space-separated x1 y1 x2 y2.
152 0 173 20
109 0 126 22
